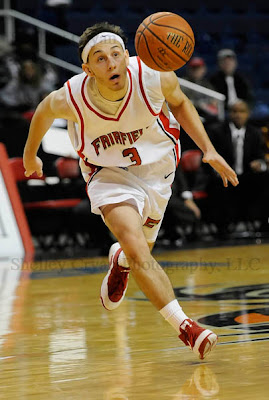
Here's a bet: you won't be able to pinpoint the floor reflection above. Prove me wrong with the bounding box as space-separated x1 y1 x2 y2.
173 365 219 399
0 258 26 348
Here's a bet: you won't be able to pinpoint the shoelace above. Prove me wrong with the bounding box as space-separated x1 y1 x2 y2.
180 321 195 348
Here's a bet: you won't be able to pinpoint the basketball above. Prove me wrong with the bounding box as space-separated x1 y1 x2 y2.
135 11 195 72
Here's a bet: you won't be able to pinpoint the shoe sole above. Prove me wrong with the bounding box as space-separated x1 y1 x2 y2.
197 331 218 360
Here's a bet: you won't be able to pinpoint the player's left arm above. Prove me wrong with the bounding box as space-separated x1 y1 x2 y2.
160 71 239 187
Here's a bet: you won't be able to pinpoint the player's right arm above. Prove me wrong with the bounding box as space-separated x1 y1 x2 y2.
160 71 239 188
23 87 76 177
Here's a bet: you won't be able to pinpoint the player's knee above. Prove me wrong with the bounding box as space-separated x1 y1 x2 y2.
113 227 151 264
121 240 151 269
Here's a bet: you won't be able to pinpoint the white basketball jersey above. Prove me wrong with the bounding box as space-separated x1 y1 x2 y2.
64 56 180 180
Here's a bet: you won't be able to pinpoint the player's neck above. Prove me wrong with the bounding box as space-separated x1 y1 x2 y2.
95 78 129 102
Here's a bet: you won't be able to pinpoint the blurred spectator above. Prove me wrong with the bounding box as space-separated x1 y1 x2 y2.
249 102 269 168
72 199 114 255
195 100 269 235
161 165 202 244
209 49 254 111
179 57 220 153
261 124 269 168
0 34 59 173
0 49 59 174
45 0 72 31
4 35 59 94
181 57 219 119
0 36 13 89
0 59 56 113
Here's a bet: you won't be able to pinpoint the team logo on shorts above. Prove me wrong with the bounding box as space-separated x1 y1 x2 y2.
143 217 161 228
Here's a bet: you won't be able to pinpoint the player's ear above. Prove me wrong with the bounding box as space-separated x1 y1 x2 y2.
82 63 94 77
124 49 129 66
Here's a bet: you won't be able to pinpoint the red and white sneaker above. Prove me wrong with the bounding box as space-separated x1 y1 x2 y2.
100 243 130 311
179 319 218 360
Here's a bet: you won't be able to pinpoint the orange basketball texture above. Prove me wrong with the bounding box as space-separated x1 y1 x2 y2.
135 12 195 71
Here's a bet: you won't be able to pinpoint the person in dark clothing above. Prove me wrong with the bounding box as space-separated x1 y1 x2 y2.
196 100 269 234
181 56 219 120
209 49 254 111
162 164 201 243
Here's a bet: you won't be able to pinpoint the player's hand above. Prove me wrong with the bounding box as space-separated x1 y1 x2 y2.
202 151 239 187
23 155 43 178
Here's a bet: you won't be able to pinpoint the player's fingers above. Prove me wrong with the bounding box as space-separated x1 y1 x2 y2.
220 172 228 187
24 170 33 177
35 165 43 177
231 176 239 186
220 164 238 187
228 171 239 186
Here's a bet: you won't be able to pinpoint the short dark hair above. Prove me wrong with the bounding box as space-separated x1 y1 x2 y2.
78 22 128 63
228 99 249 112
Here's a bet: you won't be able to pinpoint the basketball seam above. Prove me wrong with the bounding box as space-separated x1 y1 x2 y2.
150 22 195 46
136 25 148 52
149 12 174 24
136 12 184 61
144 24 189 64
148 12 194 45
139 29 168 71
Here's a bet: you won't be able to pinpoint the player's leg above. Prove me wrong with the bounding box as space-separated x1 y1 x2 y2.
101 202 175 309
100 224 155 311
100 201 217 359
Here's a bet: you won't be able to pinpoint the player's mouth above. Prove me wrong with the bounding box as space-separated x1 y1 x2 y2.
109 74 120 81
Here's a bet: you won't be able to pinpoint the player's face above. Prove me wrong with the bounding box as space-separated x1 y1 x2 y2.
86 41 129 91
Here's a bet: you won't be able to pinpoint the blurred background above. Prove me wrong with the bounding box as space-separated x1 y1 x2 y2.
0 0 269 259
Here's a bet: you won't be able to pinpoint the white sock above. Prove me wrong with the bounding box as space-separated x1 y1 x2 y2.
159 299 189 333
117 248 130 269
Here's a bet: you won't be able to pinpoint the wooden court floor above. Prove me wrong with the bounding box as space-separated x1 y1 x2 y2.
0 242 269 399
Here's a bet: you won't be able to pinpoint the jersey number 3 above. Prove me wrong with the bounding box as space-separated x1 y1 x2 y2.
122 148 142 166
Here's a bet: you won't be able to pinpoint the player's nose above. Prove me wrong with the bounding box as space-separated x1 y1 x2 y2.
107 56 116 70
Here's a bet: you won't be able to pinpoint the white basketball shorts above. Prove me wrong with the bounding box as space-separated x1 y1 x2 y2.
86 149 177 243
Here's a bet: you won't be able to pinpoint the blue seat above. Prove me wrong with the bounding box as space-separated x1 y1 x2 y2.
54 44 81 67
13 0 39 17
201 0 227 14
66 11 97 35
254 1 269 14
225 1 254 15
70 0 96 11
100 0 124 13
255 89 269 105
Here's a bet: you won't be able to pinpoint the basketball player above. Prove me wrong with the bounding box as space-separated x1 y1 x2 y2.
23 22 239 359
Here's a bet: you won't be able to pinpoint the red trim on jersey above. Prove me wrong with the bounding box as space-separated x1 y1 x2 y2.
175 142 180 166
85 181 91 201
137 57 159 117
159 110 180 141
85 166 97 200
81 156 95 168
67 80 85 156
81 71 133 121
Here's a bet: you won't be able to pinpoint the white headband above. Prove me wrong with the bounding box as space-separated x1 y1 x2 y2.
81 32 125 63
